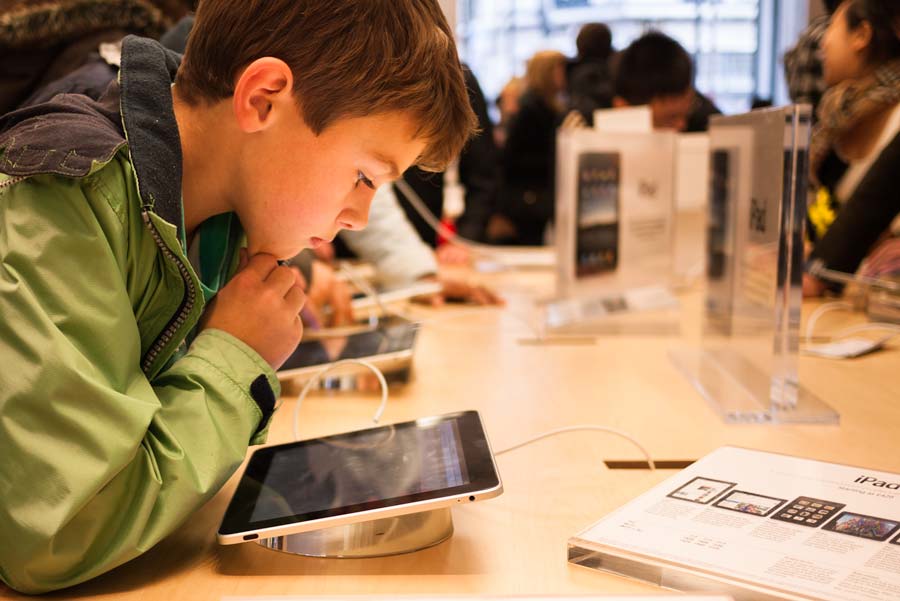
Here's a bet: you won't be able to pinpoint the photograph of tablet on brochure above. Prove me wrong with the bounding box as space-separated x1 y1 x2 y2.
667 477 736 505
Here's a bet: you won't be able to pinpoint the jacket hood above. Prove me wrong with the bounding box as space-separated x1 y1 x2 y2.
0 35 185 236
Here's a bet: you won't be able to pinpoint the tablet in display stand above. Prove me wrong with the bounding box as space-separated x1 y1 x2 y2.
547 128 679 334
670 106 839 424
217 412 503 558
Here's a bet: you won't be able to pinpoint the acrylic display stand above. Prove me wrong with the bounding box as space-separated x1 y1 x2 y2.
670 106 839 424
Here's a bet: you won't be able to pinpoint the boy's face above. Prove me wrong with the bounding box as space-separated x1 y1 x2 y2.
234 109 427 260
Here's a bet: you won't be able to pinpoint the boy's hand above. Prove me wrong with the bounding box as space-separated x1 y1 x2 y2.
202 250 306 369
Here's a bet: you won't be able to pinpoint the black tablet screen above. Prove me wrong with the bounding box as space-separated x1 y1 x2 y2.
219 411 499 536
280 320 418 370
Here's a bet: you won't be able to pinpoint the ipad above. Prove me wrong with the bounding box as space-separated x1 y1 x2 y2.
218 411 503 544
350 280 443 312
278 317 418 381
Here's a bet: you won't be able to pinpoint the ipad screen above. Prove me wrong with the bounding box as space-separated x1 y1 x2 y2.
219 411 500 537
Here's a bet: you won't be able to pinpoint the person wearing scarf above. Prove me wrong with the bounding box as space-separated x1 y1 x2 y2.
805 0 900 296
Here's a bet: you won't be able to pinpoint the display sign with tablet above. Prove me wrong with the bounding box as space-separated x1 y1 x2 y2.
218 411 502 544
555 127 677 298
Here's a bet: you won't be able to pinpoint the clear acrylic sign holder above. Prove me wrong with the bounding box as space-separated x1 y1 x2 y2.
545 128 679 335
671 106 839 424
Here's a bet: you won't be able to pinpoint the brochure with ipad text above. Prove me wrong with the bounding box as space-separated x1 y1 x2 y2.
569 447 900 601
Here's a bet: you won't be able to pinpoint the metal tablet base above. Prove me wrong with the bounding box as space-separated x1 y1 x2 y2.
256 508 453 558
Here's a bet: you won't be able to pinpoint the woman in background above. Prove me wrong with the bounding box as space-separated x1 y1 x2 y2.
805 0 900 296
490 50 567 245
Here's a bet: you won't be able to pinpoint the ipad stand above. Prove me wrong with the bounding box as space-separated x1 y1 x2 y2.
255 507 453 558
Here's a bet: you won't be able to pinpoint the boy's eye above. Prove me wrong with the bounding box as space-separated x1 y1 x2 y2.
356 170 375 190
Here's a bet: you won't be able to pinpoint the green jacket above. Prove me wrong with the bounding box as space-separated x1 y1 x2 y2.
0 37 279 593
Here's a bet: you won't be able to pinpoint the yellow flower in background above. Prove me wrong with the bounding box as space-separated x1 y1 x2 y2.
808 186 837 240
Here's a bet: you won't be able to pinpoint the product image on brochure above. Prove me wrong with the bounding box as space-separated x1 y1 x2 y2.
822 511 900 542
666 477 736 505
771 496 846 528
713 490 786 517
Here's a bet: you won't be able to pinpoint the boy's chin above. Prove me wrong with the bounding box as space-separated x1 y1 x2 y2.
244 239 303 261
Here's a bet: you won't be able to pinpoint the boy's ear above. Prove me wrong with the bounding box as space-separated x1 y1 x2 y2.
232 57 294 133
612 96 629 108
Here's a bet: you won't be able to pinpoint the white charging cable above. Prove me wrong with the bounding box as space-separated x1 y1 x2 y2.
291 359 389 441
832 323 900 342
495 425 656 470
394 178 499 257
804 301 854 344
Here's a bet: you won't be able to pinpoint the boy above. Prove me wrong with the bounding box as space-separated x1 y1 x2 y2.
612 31 720 132
0 0 476 593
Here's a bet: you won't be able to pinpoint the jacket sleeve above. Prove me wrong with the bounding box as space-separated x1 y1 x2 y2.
0 167 279 594
340 183 438 288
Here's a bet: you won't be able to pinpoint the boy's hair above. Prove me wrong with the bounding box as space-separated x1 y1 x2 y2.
576 23 613 61
843 0 900 64
614 31 693 105
175 0 476 171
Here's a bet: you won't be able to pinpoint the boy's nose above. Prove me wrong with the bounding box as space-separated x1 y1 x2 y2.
338 188 375 231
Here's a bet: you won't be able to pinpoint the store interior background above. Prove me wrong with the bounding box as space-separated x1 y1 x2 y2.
439 0 827 119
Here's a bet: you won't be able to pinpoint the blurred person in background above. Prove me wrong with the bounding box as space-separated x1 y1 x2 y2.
392 66 500 249
490 50 567 245
804 0 900 296
494 76 525 149
784 0 845 121
567 22 615 126
612 31 720 132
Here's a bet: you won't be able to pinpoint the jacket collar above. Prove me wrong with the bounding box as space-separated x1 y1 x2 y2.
119 35 185 237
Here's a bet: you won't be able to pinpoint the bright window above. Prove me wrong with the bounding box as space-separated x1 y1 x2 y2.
457 0 809 118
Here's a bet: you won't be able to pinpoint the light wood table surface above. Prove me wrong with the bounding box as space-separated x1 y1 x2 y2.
2 243 898 600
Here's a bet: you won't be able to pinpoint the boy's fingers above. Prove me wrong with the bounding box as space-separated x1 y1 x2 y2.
285 285 307 313
243 252 280 280
267 265 300 296
238 247 249 271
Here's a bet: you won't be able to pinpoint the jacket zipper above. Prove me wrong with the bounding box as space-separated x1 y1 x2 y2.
140 210 197 376
0 176 26 193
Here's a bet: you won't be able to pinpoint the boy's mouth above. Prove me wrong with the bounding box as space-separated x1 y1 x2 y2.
309 237 327 249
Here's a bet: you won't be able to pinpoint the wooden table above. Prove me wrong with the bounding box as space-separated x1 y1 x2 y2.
3 252 898 601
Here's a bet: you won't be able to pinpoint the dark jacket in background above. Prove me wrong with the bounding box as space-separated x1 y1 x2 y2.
497 89 559 245
809 131 900 278
686 91 722 133
395 66 499 245
0 0 193 114
567 57 614 125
